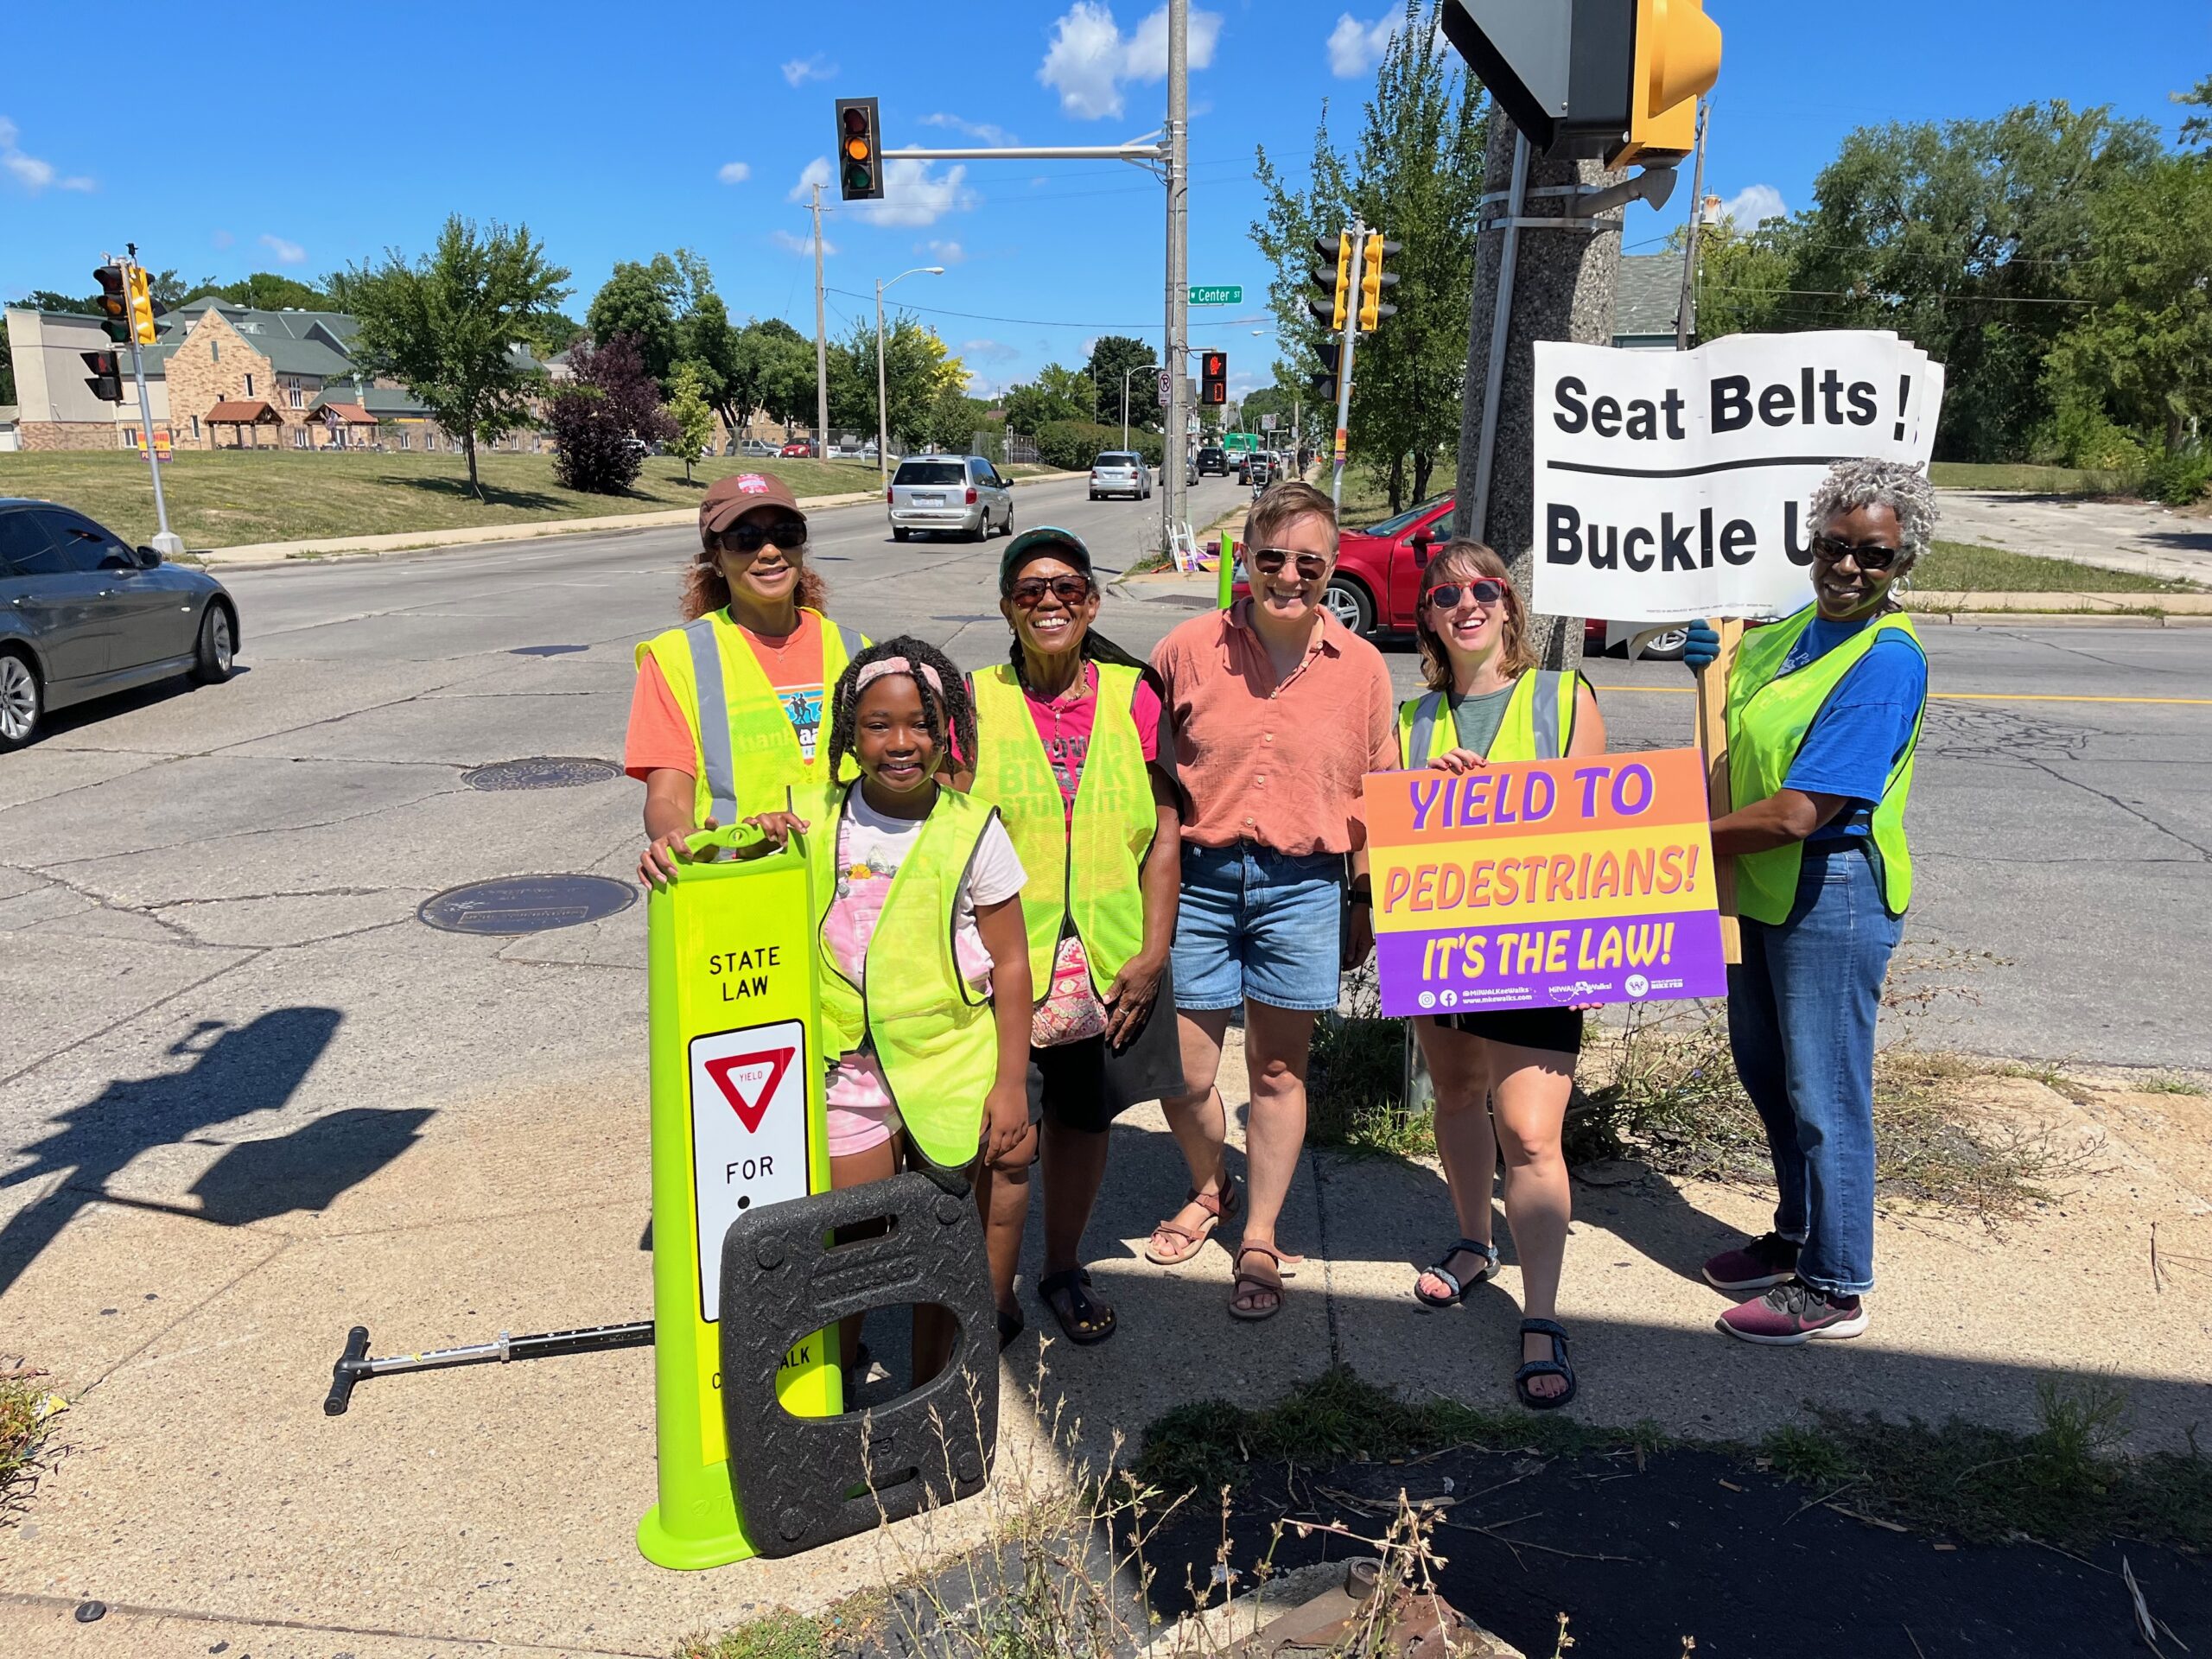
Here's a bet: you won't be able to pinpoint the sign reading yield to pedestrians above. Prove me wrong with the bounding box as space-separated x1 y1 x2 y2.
1187 284 1242 304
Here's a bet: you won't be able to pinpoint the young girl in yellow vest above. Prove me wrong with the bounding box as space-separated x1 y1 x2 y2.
732 636 1035 1378
630 472 868 885
957 528 1185 1349
1396 540 1606 1410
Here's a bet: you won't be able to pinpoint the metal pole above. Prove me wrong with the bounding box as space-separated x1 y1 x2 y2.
1675 99 1709 351
1469 132 1530 542
122 249 178 556
811 185 830 458
1330 222 1366 510
875 277 889 490
1165 0 1189 560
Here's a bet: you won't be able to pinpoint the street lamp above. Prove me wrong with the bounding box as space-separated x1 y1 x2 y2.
1119 361 1161 451
877 265 944 488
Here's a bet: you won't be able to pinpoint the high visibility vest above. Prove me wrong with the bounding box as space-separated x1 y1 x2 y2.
968 662 1156 998
1726 604 1925 925
794 780 1003 1172
635 607 867 829
1396 669 1578 767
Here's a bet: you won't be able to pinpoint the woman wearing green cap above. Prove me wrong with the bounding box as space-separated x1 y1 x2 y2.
955 526 1185 1346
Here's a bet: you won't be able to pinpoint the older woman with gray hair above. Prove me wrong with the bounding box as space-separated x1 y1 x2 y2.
1682 458 1934 1345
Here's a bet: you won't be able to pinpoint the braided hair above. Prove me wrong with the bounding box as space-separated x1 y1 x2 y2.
825 635 978 788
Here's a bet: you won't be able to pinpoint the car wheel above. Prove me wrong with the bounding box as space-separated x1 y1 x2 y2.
1003 507 1014 537
191 602 236 684
1090 492 1100 501
1636 626 1689 662
893 526 910 543
1322 576 1375 637
0 650 41 750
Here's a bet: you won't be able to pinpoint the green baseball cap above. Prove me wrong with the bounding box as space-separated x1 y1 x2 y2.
998 525 1094 593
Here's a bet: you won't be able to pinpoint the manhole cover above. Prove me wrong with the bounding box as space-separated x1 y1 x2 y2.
461 756 622 791
418 874 636 935
512 644 588 657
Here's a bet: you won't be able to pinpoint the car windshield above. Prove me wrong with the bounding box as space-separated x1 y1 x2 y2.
1096 454 1138 467
894 461 966 486
1363 494 1452 537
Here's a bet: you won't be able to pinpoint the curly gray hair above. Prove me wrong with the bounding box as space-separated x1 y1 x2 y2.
1808 458 1939 580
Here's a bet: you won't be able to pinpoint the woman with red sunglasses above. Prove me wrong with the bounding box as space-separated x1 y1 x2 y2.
1398 540 1605 1410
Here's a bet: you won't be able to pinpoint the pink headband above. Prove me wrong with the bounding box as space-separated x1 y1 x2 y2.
854 656 944 699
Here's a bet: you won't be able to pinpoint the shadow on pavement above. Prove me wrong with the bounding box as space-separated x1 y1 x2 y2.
0 1007 427 1295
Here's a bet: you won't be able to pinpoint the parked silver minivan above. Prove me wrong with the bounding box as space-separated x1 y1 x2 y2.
887 455 1014 542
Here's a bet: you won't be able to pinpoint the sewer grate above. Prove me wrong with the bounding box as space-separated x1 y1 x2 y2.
418 874 637 936
461 756 622 791
511 644 588 656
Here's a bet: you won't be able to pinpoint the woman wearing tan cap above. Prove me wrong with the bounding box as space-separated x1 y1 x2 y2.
629 472 871 884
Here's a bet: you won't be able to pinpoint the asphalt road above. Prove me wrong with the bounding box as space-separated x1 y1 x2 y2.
1 472 2203 1201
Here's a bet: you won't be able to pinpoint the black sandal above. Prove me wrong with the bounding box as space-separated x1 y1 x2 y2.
1515 1318 1577 1411
997 1308 1026 1351
1038 1268 1117 1345
1413 1237 1500 1308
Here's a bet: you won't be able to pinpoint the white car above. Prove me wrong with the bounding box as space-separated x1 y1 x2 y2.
1090 452 1152 501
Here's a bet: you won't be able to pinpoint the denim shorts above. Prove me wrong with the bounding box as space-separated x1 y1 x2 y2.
1171 842 1345 1013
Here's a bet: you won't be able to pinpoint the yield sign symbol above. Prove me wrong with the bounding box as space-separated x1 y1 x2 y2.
703 1046 795 1135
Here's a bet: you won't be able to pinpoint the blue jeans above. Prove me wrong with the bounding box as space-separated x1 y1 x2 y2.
1171 842 1345 1013
1726 843 1902 1297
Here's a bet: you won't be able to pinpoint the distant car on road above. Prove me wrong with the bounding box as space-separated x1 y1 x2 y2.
0 499 238 751
1090 452 1152 501
779 439 817 458
732 438 778 458
1196 445 1230 476
887 455 1014 542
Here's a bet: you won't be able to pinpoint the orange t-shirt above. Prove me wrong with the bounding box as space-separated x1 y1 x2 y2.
625 612 827 781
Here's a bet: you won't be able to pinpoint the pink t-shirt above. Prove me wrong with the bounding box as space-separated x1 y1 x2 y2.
1014 661 1166 823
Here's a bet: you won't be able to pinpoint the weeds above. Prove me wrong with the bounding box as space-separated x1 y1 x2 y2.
0 1363 64 1520
2133 1073 2209 1097
680 1612 825 1659
1308 966 1435 1160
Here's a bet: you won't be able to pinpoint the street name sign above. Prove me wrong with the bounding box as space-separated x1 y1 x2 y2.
1188 284 1242 304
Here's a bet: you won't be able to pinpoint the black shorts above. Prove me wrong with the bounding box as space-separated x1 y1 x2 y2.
1431 1007 1584 1056
1027 961 1187 1134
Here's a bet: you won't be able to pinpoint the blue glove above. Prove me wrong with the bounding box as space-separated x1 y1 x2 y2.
1682 619 1720 670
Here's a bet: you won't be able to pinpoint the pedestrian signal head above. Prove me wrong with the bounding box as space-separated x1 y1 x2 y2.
835 98 885 202
1200 352 1228 407
80 349 124 403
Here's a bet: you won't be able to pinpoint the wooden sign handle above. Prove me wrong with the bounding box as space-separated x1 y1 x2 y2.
1694 618 1746 963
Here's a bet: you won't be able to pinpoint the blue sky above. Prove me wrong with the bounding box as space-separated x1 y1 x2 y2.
3 1 2203 402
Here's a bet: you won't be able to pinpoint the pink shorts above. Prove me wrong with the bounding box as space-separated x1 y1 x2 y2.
824 1052 900 1159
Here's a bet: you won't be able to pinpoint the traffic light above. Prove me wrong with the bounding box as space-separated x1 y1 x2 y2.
1199 352 1228 406
1357 237 1402 332
81 350 124 403
1439 0 1718 164
1306 232 1352 330
1309 340 1344 408
124 264 164 346
835 98 885 202
92 264 131 345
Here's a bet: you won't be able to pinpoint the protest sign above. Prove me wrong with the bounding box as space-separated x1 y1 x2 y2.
1363 749 1726 1018
1534 331 1945 623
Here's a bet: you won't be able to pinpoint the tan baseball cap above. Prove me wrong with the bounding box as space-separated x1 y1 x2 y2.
700 471 804 538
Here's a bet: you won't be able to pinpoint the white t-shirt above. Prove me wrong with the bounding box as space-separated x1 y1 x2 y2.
825 788 1026 995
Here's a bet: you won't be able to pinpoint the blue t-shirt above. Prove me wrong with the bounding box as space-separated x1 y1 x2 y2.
1777 614 1927 842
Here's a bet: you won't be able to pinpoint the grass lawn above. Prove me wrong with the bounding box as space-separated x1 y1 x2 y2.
1915 538 2190 593
1928 462 2103 493
0 449 918 550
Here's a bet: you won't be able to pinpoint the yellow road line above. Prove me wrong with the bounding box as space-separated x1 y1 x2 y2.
1588 685 2212 706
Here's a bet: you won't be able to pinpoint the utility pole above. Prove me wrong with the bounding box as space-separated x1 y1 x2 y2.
1162 0 1190 562
810 184 830 457
1674 99 1710 351
121 245 181 558
1329 222 1368 510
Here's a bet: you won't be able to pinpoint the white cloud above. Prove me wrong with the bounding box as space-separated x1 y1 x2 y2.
770 227 835 257
1719 184 1787 228
781 54 837 87
259 233 307 264
1039 3 1222 120
924 239 967 265
919 113 1016 145
962 338 1020 364
788 156 833 202
849 157 977 227
1326 13 1397 77
211 228 234 249
0 116 93 193
716 161 752 185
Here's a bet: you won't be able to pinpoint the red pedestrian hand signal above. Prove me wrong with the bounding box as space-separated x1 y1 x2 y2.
702 1047 794 1134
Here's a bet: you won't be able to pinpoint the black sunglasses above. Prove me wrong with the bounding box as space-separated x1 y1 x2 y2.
1423 578 1508 610
1811 536 1901 572
1250 546 1330 582
1008 575 1093 608
720 519 807 555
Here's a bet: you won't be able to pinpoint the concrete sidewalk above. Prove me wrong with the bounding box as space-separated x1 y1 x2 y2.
1936 489 2212 585
3 1027 2208 1657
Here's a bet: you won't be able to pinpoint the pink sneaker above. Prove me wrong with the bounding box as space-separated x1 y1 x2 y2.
1702 1232 1800 1293
1718 1281 1869 1344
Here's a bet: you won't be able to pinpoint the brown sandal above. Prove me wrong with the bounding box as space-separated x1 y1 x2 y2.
1229 1240 1292 1322
1144 1177 1242 1265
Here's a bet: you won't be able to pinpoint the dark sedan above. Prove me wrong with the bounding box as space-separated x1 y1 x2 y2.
0 499 238 749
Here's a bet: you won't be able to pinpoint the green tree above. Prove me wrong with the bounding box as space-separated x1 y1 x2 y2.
588 254 683 382
1084 334 1158 433
182 271 332 310
830 314 966 447
2176 73 2212 150
343 216 572 501
1252 2 1487 512
926 385 988 453
1002 363 1096 435
531 312 589 356
665 361 716 482
1682 217 1800 341
0 318 12 405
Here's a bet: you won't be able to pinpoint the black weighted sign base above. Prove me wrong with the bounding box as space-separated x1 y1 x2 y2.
720 1172 998 1557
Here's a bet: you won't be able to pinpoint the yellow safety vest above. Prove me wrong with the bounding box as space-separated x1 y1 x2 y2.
1396 670 1578 766
636 607 866 828
793 780 1004 1171
968 661 1156 998
1726 604 1925 925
